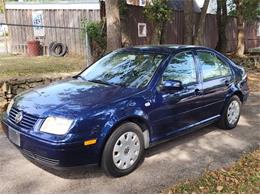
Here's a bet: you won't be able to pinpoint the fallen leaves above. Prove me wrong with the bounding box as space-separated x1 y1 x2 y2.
216 186 223 192
163 149 260 194
247 72 260 92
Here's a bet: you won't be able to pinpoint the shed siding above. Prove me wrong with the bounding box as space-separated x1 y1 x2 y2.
6 8 100 56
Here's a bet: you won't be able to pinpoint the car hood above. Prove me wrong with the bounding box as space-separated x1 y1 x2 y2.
14 78 141 117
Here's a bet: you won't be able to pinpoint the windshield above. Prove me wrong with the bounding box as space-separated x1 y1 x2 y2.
80 51 165 88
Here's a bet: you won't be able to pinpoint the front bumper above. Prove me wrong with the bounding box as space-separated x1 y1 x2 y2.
1 119 99 168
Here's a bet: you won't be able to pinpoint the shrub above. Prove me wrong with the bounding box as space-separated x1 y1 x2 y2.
81 20 106 60
143 0 172 44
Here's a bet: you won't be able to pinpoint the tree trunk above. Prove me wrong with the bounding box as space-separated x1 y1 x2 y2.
236 16 245 56
235 0 245 57
193 0 210 45
183 0 193 44
121 16 132 47
216 0 227 53
150 26 160 44
159 24 165 44
105 0 121 52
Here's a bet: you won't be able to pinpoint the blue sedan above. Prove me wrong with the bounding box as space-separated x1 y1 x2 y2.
1 45 249 177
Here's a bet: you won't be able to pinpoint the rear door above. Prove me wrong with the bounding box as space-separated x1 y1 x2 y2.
195 50 233 119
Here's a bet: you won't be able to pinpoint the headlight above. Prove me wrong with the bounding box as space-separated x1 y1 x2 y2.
6 99 14 115
40 117 74 135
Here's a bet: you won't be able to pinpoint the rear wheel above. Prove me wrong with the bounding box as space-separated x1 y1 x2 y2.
101 122 145 177
217 95 241 130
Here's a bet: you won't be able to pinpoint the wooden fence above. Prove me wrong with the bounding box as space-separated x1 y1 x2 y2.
5 5 260 56
122 6 260 52
6 8 100 55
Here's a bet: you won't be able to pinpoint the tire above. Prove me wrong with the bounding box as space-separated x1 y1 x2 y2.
48 41 57 56
101 122 145 177
49 42 68 57
217 95 241 130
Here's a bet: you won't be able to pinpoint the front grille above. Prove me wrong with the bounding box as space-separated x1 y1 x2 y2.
8 107 39 130
22 149 59 166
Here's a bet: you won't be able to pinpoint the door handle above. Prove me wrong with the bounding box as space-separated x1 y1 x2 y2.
194 89 203 96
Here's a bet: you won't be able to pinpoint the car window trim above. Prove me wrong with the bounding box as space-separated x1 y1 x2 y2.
202 74 232 82
144 53 170 89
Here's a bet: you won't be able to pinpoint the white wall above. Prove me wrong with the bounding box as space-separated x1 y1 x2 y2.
5 1 100 10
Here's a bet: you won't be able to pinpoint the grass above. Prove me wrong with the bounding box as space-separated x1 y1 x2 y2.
0 54 86 80
164 149 260 194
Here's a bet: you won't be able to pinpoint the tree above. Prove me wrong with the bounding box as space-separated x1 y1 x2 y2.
193 0 210 45
81 20 106 61
216 0 228 53
143 0 172 44
0 6 3 14
105 0 122 52
183 0 193 44
0 0 4 13
230 0 260 57
235 0 245 57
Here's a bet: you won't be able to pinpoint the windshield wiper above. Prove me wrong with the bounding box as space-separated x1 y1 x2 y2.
74 75 86 81
88 79 118 86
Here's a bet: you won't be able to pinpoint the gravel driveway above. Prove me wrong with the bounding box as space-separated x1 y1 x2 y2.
0 93 259 193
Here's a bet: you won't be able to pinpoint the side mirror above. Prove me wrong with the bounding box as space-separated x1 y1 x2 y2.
160 80 183 92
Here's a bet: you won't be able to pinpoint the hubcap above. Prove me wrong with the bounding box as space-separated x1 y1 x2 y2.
112 132 140 170
227 100 240 125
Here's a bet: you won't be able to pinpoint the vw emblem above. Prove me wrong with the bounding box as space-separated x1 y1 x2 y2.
15 112 23 124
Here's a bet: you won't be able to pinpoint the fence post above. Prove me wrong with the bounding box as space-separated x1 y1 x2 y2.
85 32 93 66
1 0 8 53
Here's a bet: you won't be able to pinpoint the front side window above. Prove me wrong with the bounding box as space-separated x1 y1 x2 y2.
162 52 197 85
80 51 165 88
197 51 231 80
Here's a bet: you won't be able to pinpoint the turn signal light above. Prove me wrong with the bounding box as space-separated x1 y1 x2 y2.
84 139 97 146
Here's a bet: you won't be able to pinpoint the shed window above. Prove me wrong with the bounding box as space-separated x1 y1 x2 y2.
139 0 146 6
138 23 147 37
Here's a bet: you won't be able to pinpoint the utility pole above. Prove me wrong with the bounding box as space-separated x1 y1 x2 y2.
1 0 8 53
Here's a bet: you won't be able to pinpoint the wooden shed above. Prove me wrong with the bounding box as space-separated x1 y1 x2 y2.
5 0 101 56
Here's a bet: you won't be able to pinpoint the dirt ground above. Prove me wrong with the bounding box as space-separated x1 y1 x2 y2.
248 71 260 92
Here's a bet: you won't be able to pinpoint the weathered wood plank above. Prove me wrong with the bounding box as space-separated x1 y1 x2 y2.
6 8 100 55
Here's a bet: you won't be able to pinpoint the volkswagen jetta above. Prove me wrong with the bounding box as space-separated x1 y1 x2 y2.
1 45 249 177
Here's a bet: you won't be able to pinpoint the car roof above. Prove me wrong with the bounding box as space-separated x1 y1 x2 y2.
122 44 212 55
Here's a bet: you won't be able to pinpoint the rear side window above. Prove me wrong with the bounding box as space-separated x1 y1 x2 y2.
197 51 231 81
162 52 197 85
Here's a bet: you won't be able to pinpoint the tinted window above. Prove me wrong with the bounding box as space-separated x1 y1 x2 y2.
162 52 197 85
80 51 165 88
197 51 231 80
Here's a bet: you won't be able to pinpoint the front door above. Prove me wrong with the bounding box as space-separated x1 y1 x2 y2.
149 51 205 142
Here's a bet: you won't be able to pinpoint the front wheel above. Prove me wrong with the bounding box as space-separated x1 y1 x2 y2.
101 122 145 177
217 95 241 130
